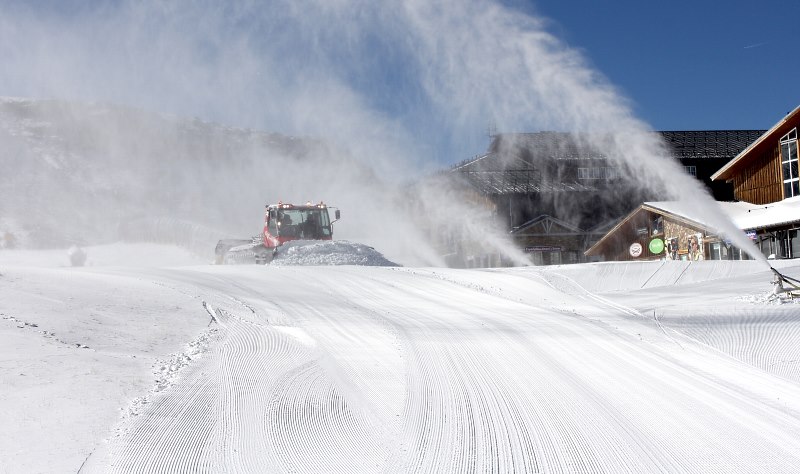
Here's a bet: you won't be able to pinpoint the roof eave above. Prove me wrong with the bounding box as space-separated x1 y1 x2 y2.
711 105 800 182
584 205 645 256
584 202 711 256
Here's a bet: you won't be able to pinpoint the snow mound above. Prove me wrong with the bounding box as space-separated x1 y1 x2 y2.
271 240 399 266
736 291 800 306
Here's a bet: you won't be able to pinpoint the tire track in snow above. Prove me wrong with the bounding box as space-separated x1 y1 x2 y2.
87 268 401 473
265 360 385 472
322 269 546 472
494 269 800 471
503 268 800 471
84 291 318 472
255 270 407 472
325 267 800 473
330 269 649 472
84 265 800 473
656 305 800 383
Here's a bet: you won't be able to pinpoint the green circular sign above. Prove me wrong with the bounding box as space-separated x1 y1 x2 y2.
649 238 665 254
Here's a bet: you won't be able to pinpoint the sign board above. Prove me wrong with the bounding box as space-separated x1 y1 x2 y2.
524 246 562 253
629 242 643 258
648 238 664 254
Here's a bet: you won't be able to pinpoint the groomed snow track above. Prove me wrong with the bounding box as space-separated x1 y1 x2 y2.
82 263 800 473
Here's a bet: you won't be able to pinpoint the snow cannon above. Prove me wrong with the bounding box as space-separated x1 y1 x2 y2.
770 267 800 299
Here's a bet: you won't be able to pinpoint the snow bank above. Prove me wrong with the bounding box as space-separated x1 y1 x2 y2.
271 240 399 266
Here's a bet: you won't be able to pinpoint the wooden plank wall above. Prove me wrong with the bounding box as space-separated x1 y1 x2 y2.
732 144 783 204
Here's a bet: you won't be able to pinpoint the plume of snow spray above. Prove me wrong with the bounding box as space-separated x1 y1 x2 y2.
395 0 768 265
0 0 767 266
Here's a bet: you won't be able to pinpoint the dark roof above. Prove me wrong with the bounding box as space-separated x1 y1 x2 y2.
454 167 598 195
659 130 766 160
452 130 764 195
488 132 607 161
510 214 584 234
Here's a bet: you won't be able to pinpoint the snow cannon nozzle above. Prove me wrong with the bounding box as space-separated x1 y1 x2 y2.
772 268 785 294
771 266 800 284
770 266 800 298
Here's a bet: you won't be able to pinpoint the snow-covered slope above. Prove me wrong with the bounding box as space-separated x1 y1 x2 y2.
2 245 799 473
0 97 472 267
0 98 372 254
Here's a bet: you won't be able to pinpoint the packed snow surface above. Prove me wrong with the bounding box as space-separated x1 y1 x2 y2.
2 243 800 473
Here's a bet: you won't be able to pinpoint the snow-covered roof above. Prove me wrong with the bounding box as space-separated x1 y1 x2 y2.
642 201 709 226
645 198 800 231
719 197 800 230
586 198 800 257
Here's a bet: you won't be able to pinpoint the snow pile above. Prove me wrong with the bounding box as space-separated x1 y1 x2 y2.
271 240 399 266
152 327 219 393
736 291 800 305
115 325 219 441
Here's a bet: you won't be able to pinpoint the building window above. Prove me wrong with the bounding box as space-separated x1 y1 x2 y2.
684 165 697 177
577 167 620 180
781 128 799 198
709 242 722 260
651 216 663 235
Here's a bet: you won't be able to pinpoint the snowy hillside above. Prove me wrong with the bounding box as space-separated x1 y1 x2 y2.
2 245 800 473
0 97 497 267
0 98 378 254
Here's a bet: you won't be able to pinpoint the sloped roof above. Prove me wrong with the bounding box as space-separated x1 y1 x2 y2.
643 199 800 230
454 130 763 195
510 214 584 235
718 197 800 230
712 105 800 181
455 170 598 194
487 132 607 160
659 130 766 160
584 202 711 256
585 198 800 256
587 217 626 235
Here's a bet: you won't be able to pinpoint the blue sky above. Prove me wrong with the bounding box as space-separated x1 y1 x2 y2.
525 0 800 131
1 0 798 168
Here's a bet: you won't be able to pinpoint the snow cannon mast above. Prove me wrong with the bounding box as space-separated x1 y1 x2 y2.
771 267 800 299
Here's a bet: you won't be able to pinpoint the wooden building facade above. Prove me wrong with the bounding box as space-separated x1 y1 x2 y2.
710 105 800 259
451 130 762 265
584 203 749 262
712 105 800 204
589 106 800 263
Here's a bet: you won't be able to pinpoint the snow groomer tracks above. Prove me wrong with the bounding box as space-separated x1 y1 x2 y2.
84 264 800 473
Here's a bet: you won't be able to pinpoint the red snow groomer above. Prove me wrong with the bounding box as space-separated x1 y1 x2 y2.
215 201 341 264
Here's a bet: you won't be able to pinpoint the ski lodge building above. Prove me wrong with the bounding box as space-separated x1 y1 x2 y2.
451 130 763 265
586 105 800 262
